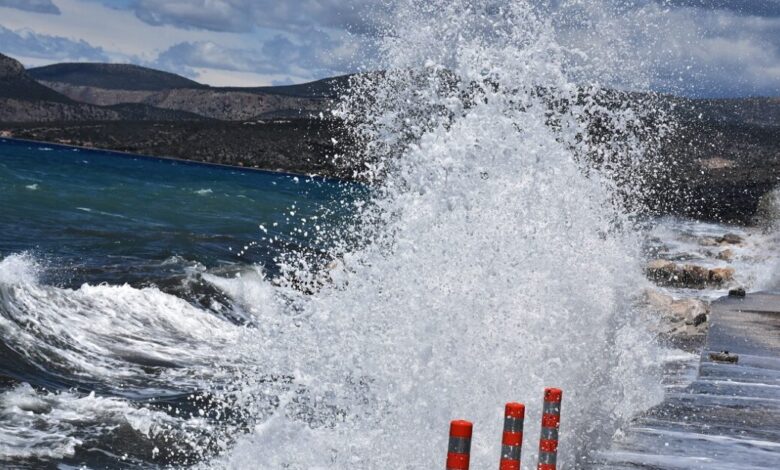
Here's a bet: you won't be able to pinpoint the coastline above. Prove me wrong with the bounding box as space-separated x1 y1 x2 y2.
0 136 350 184
0 118 354 183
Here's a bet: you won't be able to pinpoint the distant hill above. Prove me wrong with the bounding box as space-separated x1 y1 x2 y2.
26 61 336 120
0 53 73 103
29 62 204 91
0 53 123 122
226 75 351 99
0 54 211 123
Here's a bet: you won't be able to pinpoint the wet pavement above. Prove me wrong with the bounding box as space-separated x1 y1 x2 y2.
587 292 780 469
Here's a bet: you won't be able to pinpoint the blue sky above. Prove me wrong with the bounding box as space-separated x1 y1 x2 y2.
0 0 778 96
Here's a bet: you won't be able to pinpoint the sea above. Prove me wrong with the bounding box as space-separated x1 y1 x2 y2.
0 139 360 468
2 1 780 468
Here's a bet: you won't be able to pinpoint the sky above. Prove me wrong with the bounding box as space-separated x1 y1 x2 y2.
0 0 778 96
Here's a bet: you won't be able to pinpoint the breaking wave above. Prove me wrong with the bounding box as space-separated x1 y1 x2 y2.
0 2 687 467
207 1 668 468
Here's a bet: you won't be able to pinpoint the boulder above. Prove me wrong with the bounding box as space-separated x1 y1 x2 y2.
681 264 710 288
728 287 746 298
643 289 710 336
646 259 679 284
716 248 734 262
709 267 735 285
709 351 738 363
698 236 721 247
719 233 743 245
646 259 735 289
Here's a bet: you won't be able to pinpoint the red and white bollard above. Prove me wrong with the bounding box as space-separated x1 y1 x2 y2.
537 388 563 470
446 420 473 470
499 402 525 470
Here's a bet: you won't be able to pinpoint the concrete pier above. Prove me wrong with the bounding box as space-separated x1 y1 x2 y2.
588 292 780 469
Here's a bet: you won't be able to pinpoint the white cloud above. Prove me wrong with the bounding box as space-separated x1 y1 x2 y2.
0 24 108 63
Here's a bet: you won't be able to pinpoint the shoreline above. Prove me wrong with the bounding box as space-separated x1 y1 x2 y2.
0 131 352 185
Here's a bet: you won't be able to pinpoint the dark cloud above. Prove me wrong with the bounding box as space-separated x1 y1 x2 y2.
131 0 385 34
134 0 252 32
0 0 60 14
0 25 108 62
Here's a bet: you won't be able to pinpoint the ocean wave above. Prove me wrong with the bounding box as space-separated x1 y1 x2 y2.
0 253 244 394
0 382 210 462
210 2 668 467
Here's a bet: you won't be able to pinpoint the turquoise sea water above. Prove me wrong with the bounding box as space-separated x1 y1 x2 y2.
0 138 353 287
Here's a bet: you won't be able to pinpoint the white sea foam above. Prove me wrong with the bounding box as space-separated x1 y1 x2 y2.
207 2 669 468
647 217 780 300
25 183 38 191
196 189 214 195
0 382 208 461
0 254 244 393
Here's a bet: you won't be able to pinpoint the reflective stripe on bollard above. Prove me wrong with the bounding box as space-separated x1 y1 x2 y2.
537 388 562 470
499 402 525 470
447 420 473 470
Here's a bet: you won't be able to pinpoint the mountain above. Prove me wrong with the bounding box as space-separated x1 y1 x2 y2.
28 62 204 91
0 54 213 123
0 53 123 122
36 84 328 120
27 62 334 120
225 75 351 99
0 53 73 103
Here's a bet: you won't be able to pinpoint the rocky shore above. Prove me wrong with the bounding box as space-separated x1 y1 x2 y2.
639 220 776 342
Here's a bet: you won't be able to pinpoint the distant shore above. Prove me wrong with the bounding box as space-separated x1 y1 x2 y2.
0 118 355 181
0 135 349 184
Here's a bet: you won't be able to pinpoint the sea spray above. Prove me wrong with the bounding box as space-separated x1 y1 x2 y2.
211 1 668 468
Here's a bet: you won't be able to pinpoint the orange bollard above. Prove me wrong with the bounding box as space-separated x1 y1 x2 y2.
537 388 563 470
499 402 525 470
446 420 473 470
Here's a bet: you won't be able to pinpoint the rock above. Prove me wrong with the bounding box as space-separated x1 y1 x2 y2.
646 259 736 289
668 297 710 321
643 289 710 337
728 287 746 298
719 233 743 245
709 267 735 285
716 248 734 261
698 236 721 247
681 264 710 288
709 351 738 363
646 259 679 284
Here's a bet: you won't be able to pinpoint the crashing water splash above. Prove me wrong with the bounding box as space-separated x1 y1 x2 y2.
209 1 670 468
